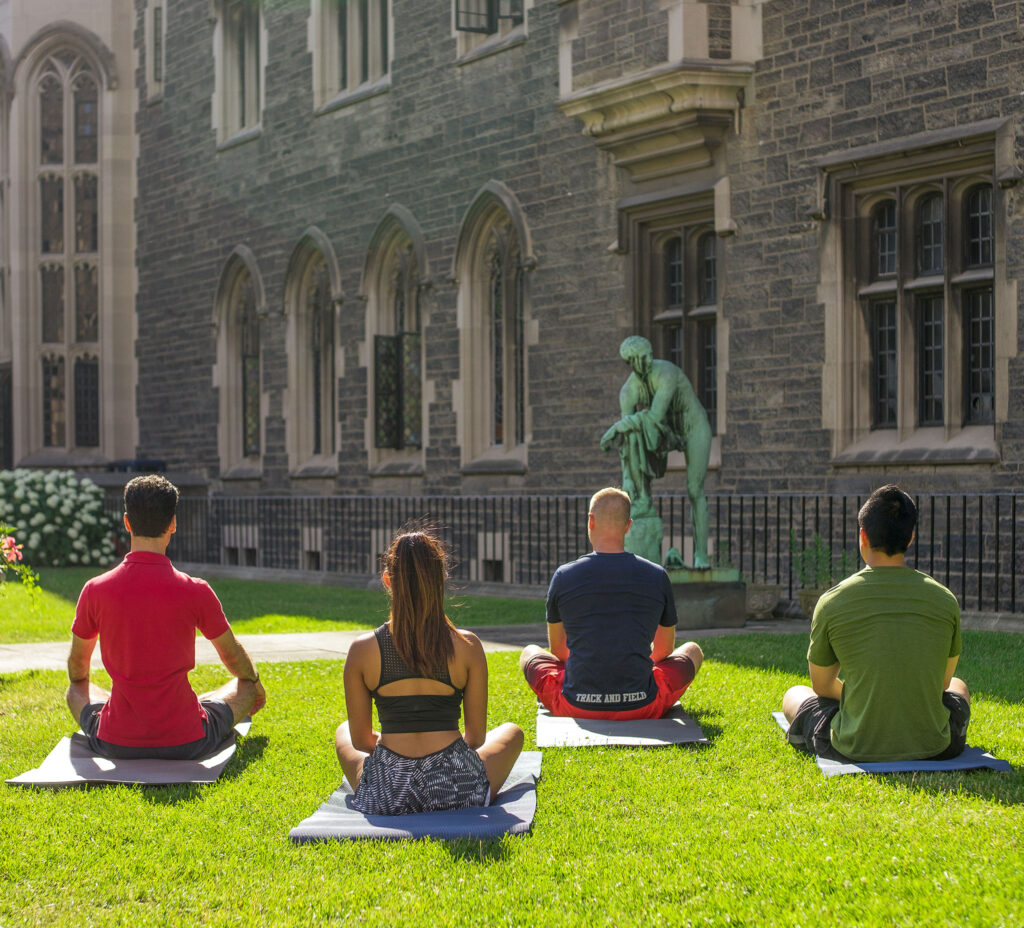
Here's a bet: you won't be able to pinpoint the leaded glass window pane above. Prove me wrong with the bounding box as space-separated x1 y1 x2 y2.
75 265 99 342
918 295 943 426
39 75 63 165
40 177 64 253
74 356 100 447
307 262 333 456
966 185 993 267
490 248 504 446
41 266 65 343
401 332 422 449
75 174 98 253
512 268 525 446
965 288 994 424
378 0 389 75
338 0 348 91
873 199 897 278
917 194 943 275
871 300 897 429
374 333 399 449
42 355 66 447
238 281 260 457
456 0 496 34
698 232 717 305
153 6 164 83
359 0 369 84
74 78 98 164
665 237 683 308
698 319 717 436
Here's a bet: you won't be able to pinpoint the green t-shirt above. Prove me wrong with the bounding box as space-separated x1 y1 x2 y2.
807 565 961 761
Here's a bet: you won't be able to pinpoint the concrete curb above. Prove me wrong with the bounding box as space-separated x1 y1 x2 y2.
2 613 1019 675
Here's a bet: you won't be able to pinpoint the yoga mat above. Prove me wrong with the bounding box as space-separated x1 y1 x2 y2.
6 720 252 788
289 750 542 843
771 712 1011 777
536 704 708 747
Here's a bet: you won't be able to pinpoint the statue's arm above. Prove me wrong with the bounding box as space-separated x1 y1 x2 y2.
619 374 646 416
601 376 645 450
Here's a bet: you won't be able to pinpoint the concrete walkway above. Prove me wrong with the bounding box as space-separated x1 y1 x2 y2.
2 613 1020 675
0 618 809 675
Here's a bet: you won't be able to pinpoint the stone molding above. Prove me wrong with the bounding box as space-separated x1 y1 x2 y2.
558 62 752 181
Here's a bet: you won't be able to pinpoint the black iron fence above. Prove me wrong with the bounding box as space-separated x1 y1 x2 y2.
104 492 1023 614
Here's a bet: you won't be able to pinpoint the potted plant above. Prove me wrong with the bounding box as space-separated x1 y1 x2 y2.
790 531 856 619
745 578 782 620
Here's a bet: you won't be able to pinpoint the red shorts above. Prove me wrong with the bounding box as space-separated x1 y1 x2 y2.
523 651 696 720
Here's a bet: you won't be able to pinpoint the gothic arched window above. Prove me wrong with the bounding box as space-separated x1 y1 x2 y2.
35 51 100 449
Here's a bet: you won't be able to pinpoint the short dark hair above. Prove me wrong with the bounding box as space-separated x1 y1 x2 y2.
124 475 179 538
858 484 916 556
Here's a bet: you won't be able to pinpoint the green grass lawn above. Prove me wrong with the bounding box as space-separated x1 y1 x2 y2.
1 631 1022 927
0 567 544 643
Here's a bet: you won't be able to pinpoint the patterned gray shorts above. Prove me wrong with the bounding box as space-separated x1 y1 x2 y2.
351 738 490 815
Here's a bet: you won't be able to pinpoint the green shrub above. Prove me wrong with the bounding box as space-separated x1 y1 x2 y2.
0 469 117 568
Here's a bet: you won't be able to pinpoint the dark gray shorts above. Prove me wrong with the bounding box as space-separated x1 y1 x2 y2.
351 738 490 815
788 690 971 762
79 699 236 761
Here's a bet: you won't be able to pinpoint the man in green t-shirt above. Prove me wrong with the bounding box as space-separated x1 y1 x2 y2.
781 485 970 762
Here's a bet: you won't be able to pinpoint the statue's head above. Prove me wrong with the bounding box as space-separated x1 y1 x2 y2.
619 335 653 376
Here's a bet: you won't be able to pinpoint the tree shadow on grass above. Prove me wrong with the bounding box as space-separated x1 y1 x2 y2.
138 734 269 807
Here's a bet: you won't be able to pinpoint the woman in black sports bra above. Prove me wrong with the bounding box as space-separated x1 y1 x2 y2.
335 529 523 815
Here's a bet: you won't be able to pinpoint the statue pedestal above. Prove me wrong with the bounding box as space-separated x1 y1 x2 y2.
666 567 746 629
625 511 663 564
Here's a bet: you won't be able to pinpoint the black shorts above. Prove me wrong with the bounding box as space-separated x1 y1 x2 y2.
79 699 236 761
351 738 490 815
787 690 970 763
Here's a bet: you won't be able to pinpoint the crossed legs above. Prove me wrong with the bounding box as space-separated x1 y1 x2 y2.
334 721 524 801
782 677 971 726
66 675 263 728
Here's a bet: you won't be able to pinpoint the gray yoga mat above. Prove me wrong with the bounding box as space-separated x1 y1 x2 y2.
289 750 543 843
535 704 708 747
771 712 1012 777
5 720 252 788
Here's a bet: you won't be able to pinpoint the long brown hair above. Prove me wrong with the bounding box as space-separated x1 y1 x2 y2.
383 530 463 676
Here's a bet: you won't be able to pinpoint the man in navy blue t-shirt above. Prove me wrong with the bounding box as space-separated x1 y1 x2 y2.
520 488 703 718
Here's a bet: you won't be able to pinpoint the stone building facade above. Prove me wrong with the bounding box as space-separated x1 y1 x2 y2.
2 0 1021 501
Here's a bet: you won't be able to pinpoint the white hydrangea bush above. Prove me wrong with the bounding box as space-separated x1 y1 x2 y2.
0 469 118 567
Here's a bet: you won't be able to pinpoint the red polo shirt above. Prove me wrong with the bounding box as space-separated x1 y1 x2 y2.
72 552 230 747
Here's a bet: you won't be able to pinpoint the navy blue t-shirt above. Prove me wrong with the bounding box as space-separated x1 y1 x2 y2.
546 552 678 710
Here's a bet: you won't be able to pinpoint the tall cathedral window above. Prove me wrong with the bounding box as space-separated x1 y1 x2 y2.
374 241 421 450
36 51 100 449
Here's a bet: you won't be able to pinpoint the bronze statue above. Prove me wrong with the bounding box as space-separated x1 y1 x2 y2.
601 336 711 568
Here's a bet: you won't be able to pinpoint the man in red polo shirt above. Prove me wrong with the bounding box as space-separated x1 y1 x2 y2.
65 475 266 759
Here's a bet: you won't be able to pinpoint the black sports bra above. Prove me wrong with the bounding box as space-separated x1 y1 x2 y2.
371 624 464 734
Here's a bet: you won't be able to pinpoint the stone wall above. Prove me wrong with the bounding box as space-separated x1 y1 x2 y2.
132 0 1024 499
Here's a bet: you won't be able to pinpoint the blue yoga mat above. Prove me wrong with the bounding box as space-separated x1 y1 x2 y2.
771 712 1012 777
289 750 542 842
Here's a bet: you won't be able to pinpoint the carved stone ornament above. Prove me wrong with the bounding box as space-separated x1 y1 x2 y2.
559 63 753 182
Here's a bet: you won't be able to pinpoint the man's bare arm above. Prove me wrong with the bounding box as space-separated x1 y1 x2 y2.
67 633 97 683
650 624 675 663
944 655 959 690
809 660 843 701
547 622 569 662
210 629 259 681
